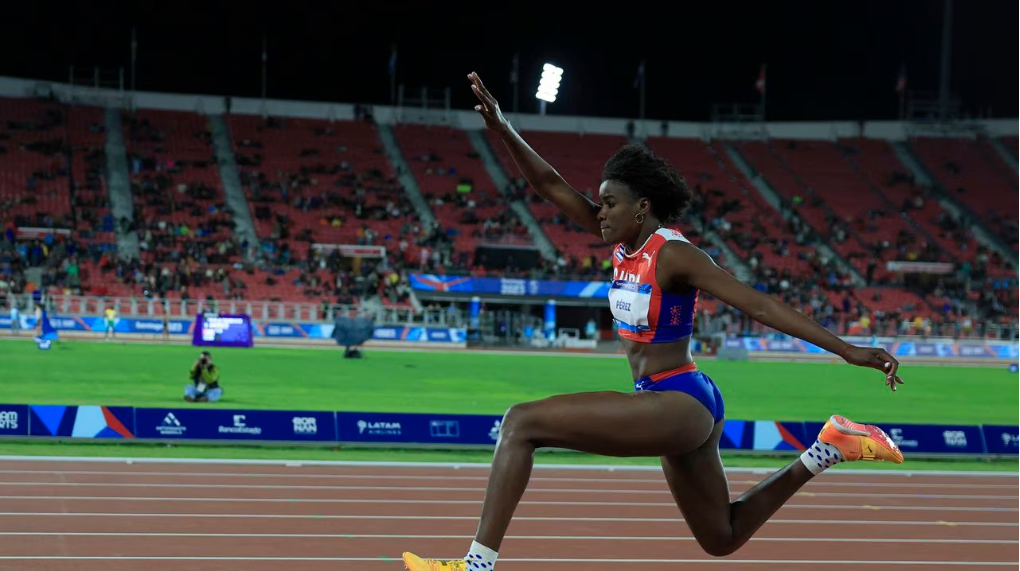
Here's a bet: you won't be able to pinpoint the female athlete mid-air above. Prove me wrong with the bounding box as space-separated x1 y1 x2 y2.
402 72 904 571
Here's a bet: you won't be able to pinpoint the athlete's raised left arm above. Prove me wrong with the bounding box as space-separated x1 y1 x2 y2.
657 241 903 392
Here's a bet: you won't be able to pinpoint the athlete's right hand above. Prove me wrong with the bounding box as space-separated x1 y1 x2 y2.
842 345 904 392
468 72 510 135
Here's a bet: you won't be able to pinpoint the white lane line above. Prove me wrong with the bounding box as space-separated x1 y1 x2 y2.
0 494 1015 512
0 556 1012 565
0 469 1014 489
0 532 1014 545
0 481 1012 501
0 512 1014 527
1 456 1015 478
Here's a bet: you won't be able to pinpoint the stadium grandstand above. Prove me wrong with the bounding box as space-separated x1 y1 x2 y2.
1 76 1015 343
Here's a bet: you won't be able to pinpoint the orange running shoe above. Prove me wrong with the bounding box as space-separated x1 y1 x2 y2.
402 552 467 571
817 415 904 464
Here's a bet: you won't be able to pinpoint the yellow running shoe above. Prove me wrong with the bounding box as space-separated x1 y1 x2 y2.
402 552 467 571
818 414 903 464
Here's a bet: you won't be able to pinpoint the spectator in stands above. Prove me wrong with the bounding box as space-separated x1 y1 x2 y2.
33 303 43 336
184 351 223 402
103 305 117 341
7 294 19 336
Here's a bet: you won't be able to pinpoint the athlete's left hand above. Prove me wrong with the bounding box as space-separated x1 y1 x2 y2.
841 346 904 392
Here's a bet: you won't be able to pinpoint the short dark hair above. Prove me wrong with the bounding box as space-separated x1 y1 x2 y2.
601 143 692 223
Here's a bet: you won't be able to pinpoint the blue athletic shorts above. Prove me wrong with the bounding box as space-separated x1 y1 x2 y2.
634 364 725 423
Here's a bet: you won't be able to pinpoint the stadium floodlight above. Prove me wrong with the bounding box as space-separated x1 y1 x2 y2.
535 63 563 115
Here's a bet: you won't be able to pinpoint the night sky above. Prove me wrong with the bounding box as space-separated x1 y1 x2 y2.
3 0 1016 121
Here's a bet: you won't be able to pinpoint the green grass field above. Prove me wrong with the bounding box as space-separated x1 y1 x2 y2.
0 339 1016 471
0 340 1015 424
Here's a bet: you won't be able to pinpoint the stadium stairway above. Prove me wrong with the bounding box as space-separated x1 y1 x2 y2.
892 141 1016 264
465 128 558 262
761 141 920 283
23 267 43 291
836 142 955 263
700 225 753 282
988 136 1018 174
209 114 259 256
975 137 1020 186
723 143 867 287
102 108 140 260
375 123 438 228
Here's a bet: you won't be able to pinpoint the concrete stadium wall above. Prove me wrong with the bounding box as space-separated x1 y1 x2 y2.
0 75 1015 141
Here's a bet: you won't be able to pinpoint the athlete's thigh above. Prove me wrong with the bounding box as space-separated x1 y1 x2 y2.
508 390 715 458
660 421 732 537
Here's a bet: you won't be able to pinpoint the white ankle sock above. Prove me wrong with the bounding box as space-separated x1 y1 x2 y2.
465 540 498 569
799 439 846 476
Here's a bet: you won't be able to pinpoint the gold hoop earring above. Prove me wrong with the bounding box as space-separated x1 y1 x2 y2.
634 212 645 225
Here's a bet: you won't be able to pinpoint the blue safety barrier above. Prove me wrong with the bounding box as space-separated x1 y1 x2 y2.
803 421 987 455
0 404 29 437
134 408 337 442
336 411 503 446
409 273 611 298
27 405 135 438
0 316 467 344
1 404 1015 456
725 336 1019 360
982 425 1020 456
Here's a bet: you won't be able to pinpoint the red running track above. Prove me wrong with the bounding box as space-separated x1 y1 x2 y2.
0 459 1015 570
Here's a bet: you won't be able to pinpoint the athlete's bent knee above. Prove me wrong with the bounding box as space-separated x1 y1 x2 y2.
499 402 541 443
697 535 741 558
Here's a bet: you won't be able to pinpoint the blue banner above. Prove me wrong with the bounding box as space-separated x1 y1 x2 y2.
718 420 810 451
2 400 1014 457
261 323 308 338
28 405 135 438
543 300 556 340
134 408 336 442
0 316 466 344
725 337 1018 360
0 404 29 436
355 326 466 343
981 425 1020 455
252 323 467 343
337 411 503 445
409 273 611 298
469 296 481 329
803 421 986 455
85 317 193 335
725 337 828 354
0 315 192 334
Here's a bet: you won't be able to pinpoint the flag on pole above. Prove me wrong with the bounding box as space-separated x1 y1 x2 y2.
755 64 766 94
895 63 907 94
633 61 645 89
388 46 398 76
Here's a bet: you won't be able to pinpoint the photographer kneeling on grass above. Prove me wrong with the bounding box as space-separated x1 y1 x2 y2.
184 351 223 402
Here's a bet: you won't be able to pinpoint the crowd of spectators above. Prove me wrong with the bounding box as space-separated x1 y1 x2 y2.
1 100 1015 340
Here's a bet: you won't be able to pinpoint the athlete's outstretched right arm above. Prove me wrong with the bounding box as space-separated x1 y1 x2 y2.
469 72 602 237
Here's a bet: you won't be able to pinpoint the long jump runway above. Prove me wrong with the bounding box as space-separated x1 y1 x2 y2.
0 458 1016 570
